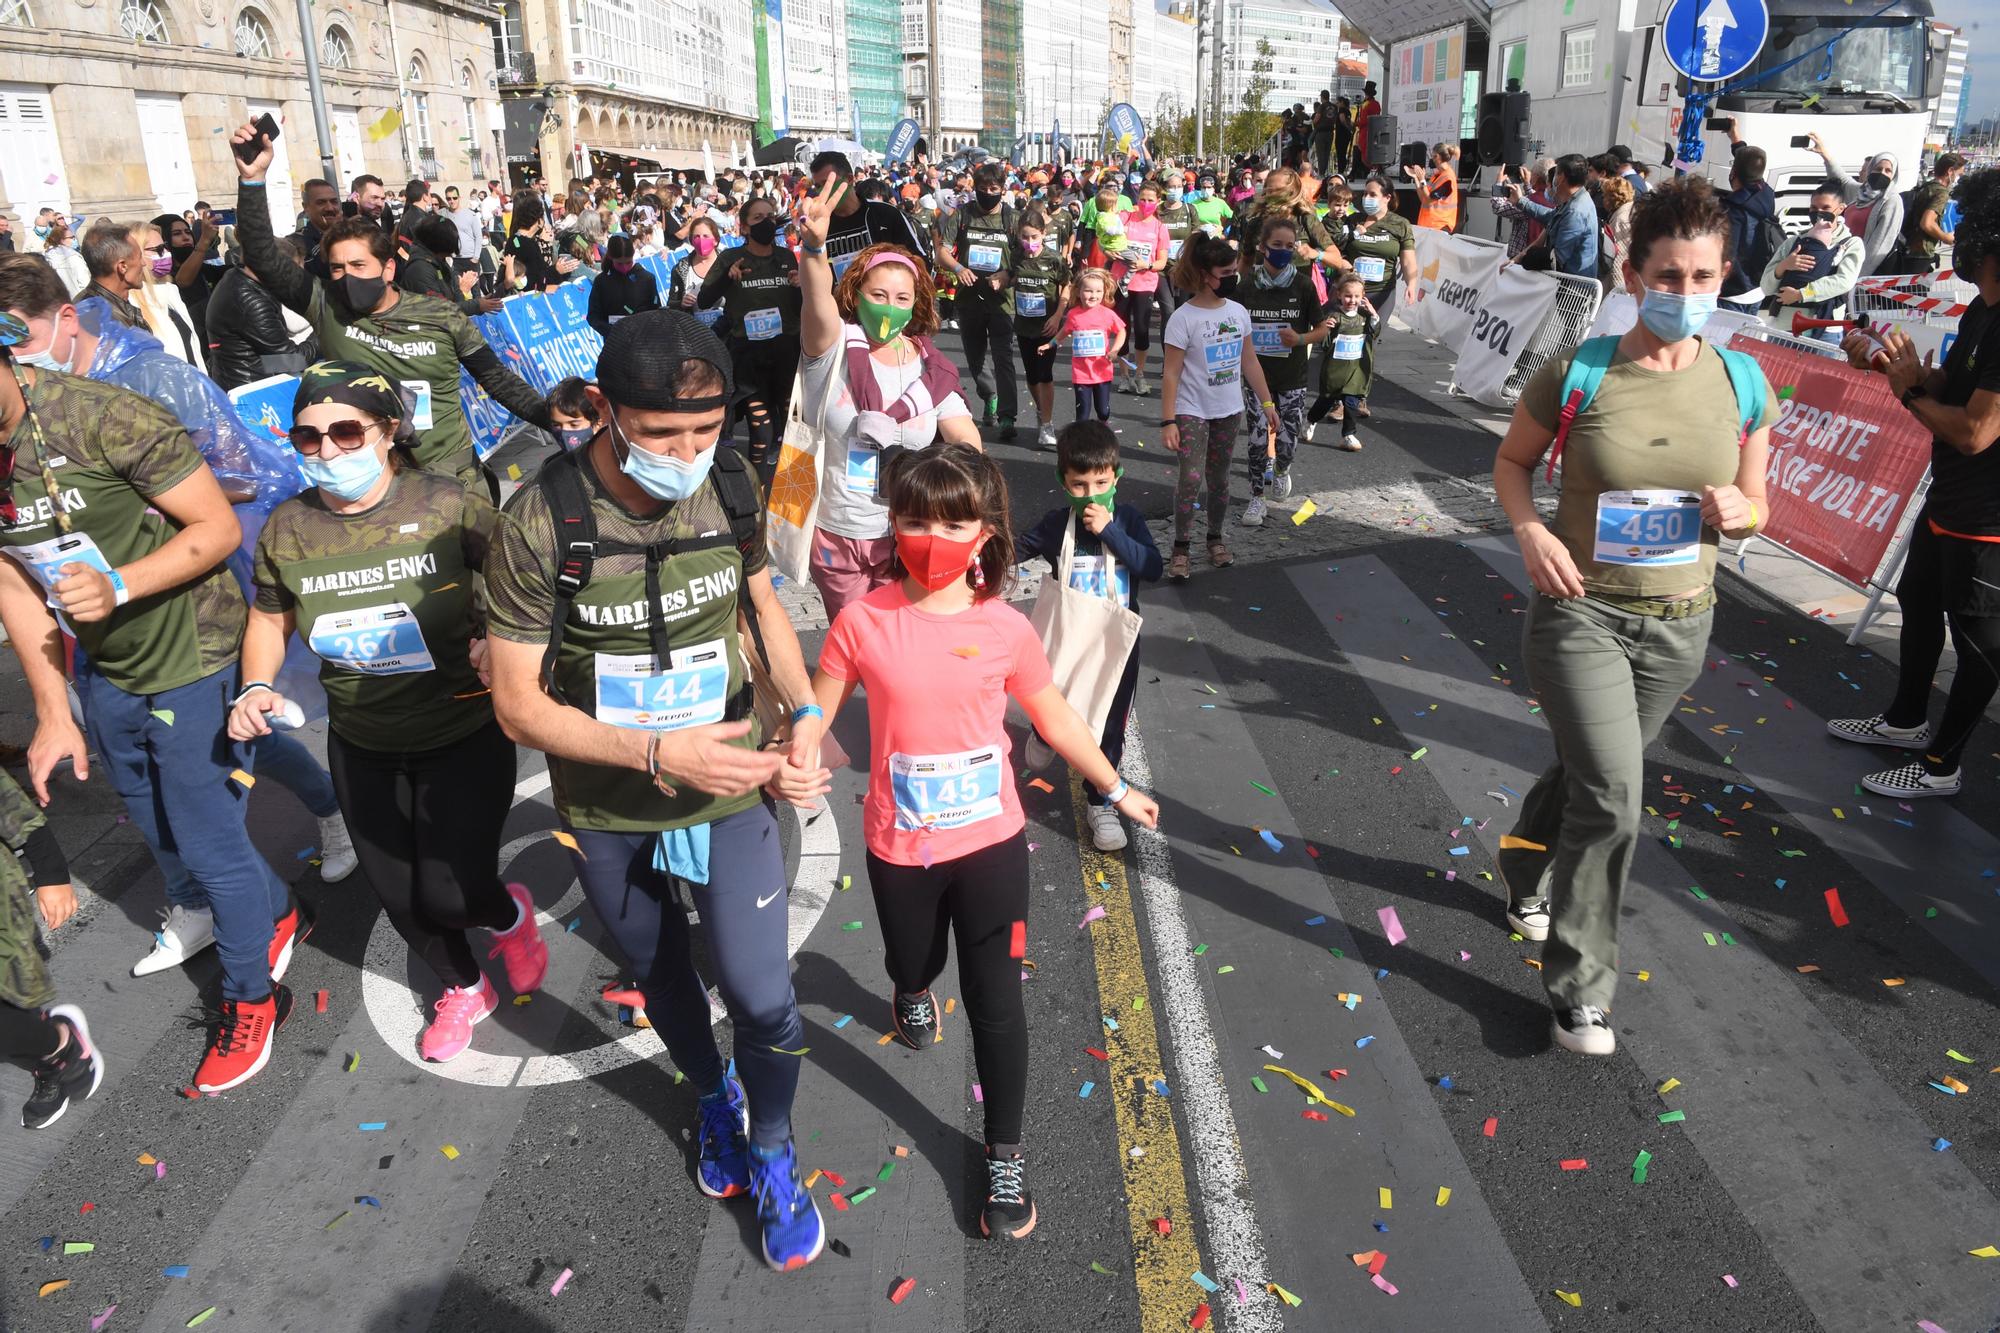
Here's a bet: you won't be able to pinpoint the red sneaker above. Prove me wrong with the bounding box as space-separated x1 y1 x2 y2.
194 985 293 1093
487 883 548 994
268 904 313 984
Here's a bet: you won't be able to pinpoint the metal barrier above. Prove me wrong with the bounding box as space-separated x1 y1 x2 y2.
1726 322 1848 361
1498 270 1604 405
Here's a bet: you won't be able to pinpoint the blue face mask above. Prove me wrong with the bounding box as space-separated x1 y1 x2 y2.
1166 188 1183 204
1360 195 1385 216
613 411 716 501
298 446 387 502
1638 288 1718 343
1265 246 1294 270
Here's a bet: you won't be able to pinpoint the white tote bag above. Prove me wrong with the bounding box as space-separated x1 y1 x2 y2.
1027 518 1142 739
765 369 827 586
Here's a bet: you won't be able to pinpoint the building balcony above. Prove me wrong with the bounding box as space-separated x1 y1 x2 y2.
497 53 538 88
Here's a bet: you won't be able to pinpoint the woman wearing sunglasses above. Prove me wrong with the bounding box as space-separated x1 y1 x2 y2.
225 362 549 1063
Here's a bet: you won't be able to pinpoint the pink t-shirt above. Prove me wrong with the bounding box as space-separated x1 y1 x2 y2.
1061 304 1126 385
820 583 1055 867
1117 214 1172 292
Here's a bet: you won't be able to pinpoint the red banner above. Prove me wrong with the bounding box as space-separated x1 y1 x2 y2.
1729 333 1934 588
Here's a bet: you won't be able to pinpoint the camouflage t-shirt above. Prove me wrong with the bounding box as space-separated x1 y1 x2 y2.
0 371 244 695
254 468 495 753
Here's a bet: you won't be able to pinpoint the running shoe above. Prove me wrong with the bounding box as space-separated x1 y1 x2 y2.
1860 761 1962 799
1036 421 1058 449
1551 1004 1614 1056
996 417 1017 443
317 813 358 882
750 1141 826 1271
695 1078 751 1199
1206 540 1233 568
421 981 498 1063
1023 731 1055 771
1339 433 1364 453
1134 374 1152 397
982 395 998 426
268 902 313 985
891 988 940 1049
132 904 215 978
1272 469 1294 500
1826 714 1930 748
22 1005 102 1129
1354 397 1371 419
488 883 550 994
1088 804 1128 852
1506 899 1551 942
1240 497 1267 527
980 1148 1037 1239
194 985 293 1093
1168 551 1191 582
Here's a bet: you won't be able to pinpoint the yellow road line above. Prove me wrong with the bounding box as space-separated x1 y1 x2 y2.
1068 772 1206 1331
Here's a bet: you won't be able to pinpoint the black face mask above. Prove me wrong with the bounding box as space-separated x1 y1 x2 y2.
1866 171 1893 192
1213 273 1238 299
747 217 779 245
976 190 1003 212
332 272 387 316
1810 209 1837 225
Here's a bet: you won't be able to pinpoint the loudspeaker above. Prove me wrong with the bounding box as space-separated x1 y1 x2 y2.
1500 92 1530 167
1400 141 1429 171
1365 113 1398 167
1476 93 1506 165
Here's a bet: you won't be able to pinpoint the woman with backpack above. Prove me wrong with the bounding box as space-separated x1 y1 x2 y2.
1489 178 1777 1057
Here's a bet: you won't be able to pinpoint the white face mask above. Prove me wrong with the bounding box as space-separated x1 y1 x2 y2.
14 313 78 374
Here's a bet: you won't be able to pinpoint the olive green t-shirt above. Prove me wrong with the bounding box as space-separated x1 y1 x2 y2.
1009 251 1070 329
704 248 802 341
1522 340 1779 598
253 468 495 753
1236 268 1327 392
1339 213 1416 301
485 448 768 833
0 372 243 695
301 288 491 481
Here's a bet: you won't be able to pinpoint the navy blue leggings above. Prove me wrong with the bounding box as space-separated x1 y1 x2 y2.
566 801 802 1149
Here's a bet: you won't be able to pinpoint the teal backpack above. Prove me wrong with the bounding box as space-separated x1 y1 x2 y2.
1543 335 1768 484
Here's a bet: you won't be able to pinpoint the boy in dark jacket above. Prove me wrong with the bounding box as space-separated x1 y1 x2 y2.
1016 420 1163 852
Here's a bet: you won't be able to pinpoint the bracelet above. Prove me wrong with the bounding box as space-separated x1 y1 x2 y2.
791 703 824 724
1104 778 1130 804
233 682 274 706
1744 498 1761 532
106 568 128 607
647 731 678 797
801 242 825 256
1260 400 1276 409
1160 418 1178 427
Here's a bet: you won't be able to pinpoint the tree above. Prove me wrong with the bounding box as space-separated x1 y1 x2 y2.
1224 37 1279 157
1150 93 1197 159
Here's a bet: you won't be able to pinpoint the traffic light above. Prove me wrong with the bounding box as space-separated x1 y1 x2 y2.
1365 113 1399 167
1477 92 1531 167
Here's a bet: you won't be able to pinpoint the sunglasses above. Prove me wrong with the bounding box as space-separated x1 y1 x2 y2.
288 419 376 455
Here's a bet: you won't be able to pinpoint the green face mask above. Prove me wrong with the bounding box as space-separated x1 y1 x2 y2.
858 296 914 343
1064 472 1119 516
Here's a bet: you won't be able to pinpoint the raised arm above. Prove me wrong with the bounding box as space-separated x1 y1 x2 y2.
229 120 318 316
794 175 846 360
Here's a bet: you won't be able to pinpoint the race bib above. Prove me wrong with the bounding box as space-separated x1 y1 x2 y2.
694 306 724 329
607 314 626 325
306 602 435 675
400 380 434 431
3 533 112 609
890 746 1004 832
1251 323 1288 355
1168 238 1184 260
743 307 783 341
1203 336 1242 385
1016 291 1048 318
844 442 881 495
967 242 1004 273
593 637 729 730
1593 490 1704 567
1332 332 1366 361
1067 553 1130 602
1355 255 1388 283
1072 328 1108 359
1126 241 1154 268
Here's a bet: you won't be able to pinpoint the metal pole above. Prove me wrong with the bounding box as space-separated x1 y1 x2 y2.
382 1 417 178
1194 0 1205 158
291 0 338 180
1210 0 1226 156
924 0 940 151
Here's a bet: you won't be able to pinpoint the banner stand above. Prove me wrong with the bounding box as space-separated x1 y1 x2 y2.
1726 468 1931 647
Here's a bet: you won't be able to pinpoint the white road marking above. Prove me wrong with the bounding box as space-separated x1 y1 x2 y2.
1122 725 1282 1330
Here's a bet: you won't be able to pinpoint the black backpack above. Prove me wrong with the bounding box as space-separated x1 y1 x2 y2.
534 443 771 713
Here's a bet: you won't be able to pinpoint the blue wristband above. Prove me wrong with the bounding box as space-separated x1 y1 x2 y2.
791 703 824 724
105 568 128 607
1105 778 1130 804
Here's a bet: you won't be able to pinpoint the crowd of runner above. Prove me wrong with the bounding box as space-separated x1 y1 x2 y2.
0 103 1987 1278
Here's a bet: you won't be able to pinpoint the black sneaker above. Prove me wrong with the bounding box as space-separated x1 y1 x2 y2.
1861 760 1962 799
22 1005 103 1129
995 418 1017 442
891 989 939 1050
980 1149 1037 1239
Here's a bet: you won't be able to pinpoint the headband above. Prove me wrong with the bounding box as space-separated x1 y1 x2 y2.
862 251 920 277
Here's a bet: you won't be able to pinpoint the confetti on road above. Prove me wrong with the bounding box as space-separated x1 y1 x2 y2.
550 1267 574 1296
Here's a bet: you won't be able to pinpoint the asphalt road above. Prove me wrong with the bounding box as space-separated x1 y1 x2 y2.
0 327 1991 1333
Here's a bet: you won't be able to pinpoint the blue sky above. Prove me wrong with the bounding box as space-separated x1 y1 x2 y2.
1931 0 1994 122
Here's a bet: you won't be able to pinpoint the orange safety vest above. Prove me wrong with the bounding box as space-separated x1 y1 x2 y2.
1417 166 1459 232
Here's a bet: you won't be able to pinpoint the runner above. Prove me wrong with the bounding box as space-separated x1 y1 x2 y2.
0 311 305 1092
231 121 553 493
808 442 1160 1239
936 163 1020 441
793 176 978 625
667 216 727 330
1188 171 1233 239
1112 180 1172 396
485 311 831 1271
1490 178 1777 1056
1161 236 1280 580
1309 273 1379 452
808 150 931 279
1155 177 1194 312
586 233 662 340
227 361 549 1064
1326 174 1419 420
1042 268 1124 425
1008 209 1071 448
699 194 801 469
1235 216 1329 524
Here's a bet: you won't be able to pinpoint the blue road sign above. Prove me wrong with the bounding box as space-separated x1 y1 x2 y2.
1662 0 1770 83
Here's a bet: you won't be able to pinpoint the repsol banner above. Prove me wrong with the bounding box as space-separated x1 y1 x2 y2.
1405 229 1505 353
1450 264 1560 406
1729 332 1934 589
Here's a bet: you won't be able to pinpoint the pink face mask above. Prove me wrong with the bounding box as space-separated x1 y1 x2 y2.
611 259 634 274
692 234 717 256
1136 201 1158 217
150 254 174 277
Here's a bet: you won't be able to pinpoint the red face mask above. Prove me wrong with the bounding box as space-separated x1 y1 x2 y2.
896 530 983 591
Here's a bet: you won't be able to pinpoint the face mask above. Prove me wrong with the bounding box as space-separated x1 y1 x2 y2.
1137 201 1158 218
298 445 387 502
31 224 49 239
1064 480 1117 516
610 259 636 274
150 254 174 277
747 217 778 245
1213 273 1238 300
1866 171 1892 192
15 318 77 375
975 191 1003 212
858 296 914 344
1166 188 1184 204
613 412 717 502
895 530 983 591
1265 246 1293 270
1197 187 1213 200
557 426 595 451
333 272 386 315
1637 287 1717 343
691 234 717 256
1361 196 1385 216
1022 238 1043 256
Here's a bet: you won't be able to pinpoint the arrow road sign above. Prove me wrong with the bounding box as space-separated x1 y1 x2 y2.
1662 0 1769 83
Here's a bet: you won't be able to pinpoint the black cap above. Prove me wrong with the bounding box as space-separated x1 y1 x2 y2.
595 309 734 413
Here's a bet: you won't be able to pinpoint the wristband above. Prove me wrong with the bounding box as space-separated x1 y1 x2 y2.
1104 778 1130 804
106 568 128 607
1744 499 1761 532
1160 418 1177 427
791 703 825 724
233 682 274 706
802 241 825 256
1260 399 1276 409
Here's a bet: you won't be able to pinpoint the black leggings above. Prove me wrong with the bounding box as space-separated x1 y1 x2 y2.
1117 287 1161 353
1887 520 2000 773
727 334 801 458
327 717 519 990
867 833 1029 1145
0 1005 61 1063
1017 335 1057 386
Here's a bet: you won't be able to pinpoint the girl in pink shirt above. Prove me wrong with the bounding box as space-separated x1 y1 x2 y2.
1041 269 1126 424
1114 180 1173 394
809 444 1159 1241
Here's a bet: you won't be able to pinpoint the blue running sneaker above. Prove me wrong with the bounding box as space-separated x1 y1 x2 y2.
749 1141 826 1272
695 1079 750 1199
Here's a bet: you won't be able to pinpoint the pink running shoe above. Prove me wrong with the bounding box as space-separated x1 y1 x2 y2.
488 883 549 994
421 981 498 1063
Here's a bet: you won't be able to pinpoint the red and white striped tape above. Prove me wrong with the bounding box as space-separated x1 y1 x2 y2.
1854 283 1966 318
1856 268 1956 292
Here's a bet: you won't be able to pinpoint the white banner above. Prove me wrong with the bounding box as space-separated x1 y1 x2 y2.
1386 23 1467 151
1452 265 1561 406
1406 230 1505 352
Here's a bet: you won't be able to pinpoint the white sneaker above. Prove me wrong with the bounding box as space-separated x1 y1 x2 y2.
1506 900 1551 942
1036 421 1057 449
1307 419 1323 446
1024 732 1055 771
1272 470 1294 500
1241 497 1268 527
132 905 216 977
1087 804 1128 852
1338 434 1363 453
1552 1005 1615 1056
317 813 359 882
1134 374 1152 397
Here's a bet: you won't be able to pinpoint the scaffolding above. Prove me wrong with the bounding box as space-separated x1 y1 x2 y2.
846 0 902 150
981 0 1020 154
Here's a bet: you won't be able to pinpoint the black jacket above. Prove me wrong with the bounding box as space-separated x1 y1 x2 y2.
394 236 484 317
203 264 316 391
1720 180 1778 300
586 265 661 339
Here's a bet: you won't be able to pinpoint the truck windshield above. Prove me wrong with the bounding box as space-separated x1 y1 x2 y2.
1733 17 1924 101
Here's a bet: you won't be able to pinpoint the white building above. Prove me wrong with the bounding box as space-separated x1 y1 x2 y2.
901 0 984 151
1218 0 1351 113
1930 21 1968 147
1135 6 1201 132
783 0 852 137
1018 0 1116 154
1484 0 1639 165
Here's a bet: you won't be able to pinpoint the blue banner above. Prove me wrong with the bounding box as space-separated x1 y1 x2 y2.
885 117 920 165
227 374 299 447
1104 103 1144 159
